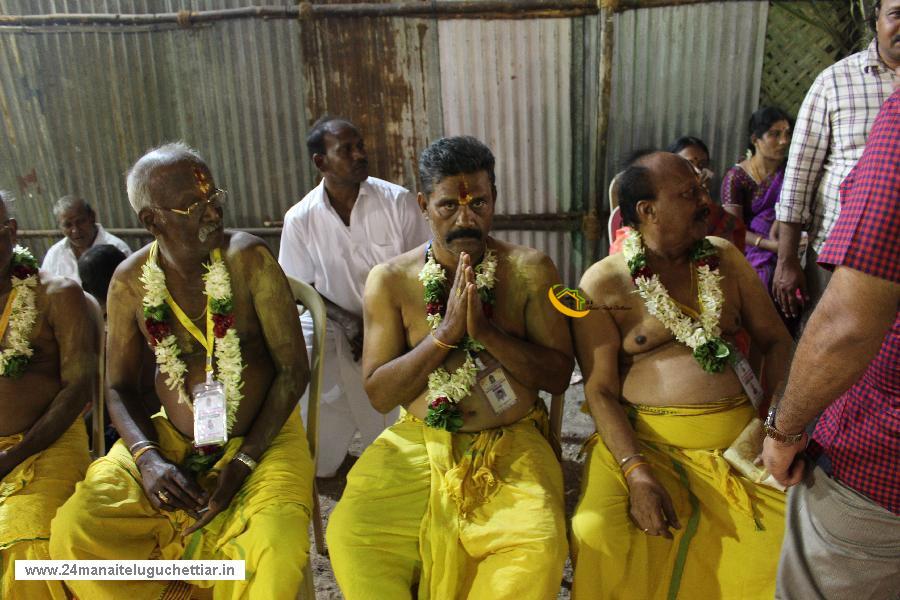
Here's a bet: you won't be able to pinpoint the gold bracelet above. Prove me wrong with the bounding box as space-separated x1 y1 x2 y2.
754 235 763 248
128 439 155 454
618 452 645 467
622 460 650 479
431 332 458 350
132 444 160 464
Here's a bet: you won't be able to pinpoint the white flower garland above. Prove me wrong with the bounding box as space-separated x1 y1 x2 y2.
418 248 497 409
141 245 244 434
623 231 725 353
0 246 39 378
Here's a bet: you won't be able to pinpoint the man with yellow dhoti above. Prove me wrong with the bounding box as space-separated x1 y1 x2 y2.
49 143 314 599
327 136 574 599
571 152 794 599
0 192 97 599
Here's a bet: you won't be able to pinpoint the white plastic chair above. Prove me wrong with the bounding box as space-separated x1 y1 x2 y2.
286 276 326 599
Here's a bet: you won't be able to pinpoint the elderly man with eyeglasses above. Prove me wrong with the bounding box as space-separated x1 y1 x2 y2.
0 191 97 600
49 143 315 600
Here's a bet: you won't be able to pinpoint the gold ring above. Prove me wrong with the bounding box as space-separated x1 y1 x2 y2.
456 287 463 298
157 490 170 504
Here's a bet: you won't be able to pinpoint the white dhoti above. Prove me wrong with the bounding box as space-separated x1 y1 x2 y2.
300 311 398 477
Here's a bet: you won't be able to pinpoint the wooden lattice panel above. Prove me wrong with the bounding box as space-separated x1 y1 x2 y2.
761 0 867 116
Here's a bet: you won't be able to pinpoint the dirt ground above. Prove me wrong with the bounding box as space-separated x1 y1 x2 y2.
310 370 593 599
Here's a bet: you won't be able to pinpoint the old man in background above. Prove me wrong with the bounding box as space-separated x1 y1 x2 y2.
42 195 131 283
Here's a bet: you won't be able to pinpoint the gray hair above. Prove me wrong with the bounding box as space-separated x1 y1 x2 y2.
126 141 205 214
52 195 94 219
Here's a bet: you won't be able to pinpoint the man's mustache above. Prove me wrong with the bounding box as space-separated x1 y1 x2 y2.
445 228 483 243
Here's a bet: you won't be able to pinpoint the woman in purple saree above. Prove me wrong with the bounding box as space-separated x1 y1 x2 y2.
721 107 795 331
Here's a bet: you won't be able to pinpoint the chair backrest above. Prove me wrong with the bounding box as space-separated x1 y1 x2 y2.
608 206 623 249
83 292 106 459
608 173 621 212
285 276 326 468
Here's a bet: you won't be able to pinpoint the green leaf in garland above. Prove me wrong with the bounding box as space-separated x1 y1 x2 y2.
425 402 464 432
183 448 225 474
689 239 716 262
3 355 29 379
143 304 169 322
627 253 647 274
210 297 233 315
692 339 731 373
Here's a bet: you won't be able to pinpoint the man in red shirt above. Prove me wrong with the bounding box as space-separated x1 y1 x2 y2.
762 76 900 599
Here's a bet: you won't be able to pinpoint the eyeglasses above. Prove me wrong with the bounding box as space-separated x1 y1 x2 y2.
159 188 227 218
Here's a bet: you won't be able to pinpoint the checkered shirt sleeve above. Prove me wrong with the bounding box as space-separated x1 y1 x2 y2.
818 90 900 283
813 90 900 515
776 41 895 253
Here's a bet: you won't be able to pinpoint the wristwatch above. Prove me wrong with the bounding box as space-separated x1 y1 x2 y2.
764 403 805 444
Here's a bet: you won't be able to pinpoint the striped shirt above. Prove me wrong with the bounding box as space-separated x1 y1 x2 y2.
775 39 895 253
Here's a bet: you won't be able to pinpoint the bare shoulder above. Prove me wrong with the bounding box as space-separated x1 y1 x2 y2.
367 244 423 291
382 242 427 276
580 253 629 299
225 231 275 266
40 271 85 304
108 243 151 299
494 238 559 285
708 235 751 274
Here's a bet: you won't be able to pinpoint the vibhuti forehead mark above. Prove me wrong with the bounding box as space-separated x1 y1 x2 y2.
457 177 473 206
193 167 212 196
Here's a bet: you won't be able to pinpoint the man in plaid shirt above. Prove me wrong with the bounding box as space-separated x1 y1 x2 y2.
772 0 898 326
762 79 900 599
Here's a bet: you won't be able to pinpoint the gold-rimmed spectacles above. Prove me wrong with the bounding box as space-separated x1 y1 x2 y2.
160 188 227 218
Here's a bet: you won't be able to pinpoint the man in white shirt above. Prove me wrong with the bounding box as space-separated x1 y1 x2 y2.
42 195 132 283
279 117 431 477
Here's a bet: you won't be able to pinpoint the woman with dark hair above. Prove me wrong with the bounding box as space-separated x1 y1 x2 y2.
721 107 792 294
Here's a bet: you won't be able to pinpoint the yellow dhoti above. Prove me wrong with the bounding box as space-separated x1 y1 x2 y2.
327 405 567 600
571 397 786 600
49 409 313 600
1 418 90 600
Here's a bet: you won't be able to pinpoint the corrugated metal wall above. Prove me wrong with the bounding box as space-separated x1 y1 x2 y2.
438 17 575 283
0 0 312 257
0 0 772 283
605 1 768 201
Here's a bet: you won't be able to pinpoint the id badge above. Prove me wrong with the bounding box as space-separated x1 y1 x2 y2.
475 356 518 416
730 350 765 409
192 379 228 446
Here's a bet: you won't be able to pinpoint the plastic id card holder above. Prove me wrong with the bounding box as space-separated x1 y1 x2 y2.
475 355 518 416
192 380 228 446
731 349 765 409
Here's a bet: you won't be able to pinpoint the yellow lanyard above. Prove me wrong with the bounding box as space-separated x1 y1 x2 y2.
0 288 17 344
150 242 223 375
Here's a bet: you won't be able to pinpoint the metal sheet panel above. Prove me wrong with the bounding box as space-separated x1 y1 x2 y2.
438 17 576 283
605 1 768 201
0 0 311 257
298 6 443 193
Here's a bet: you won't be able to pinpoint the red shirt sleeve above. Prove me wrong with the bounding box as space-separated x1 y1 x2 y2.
818 91 900 284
